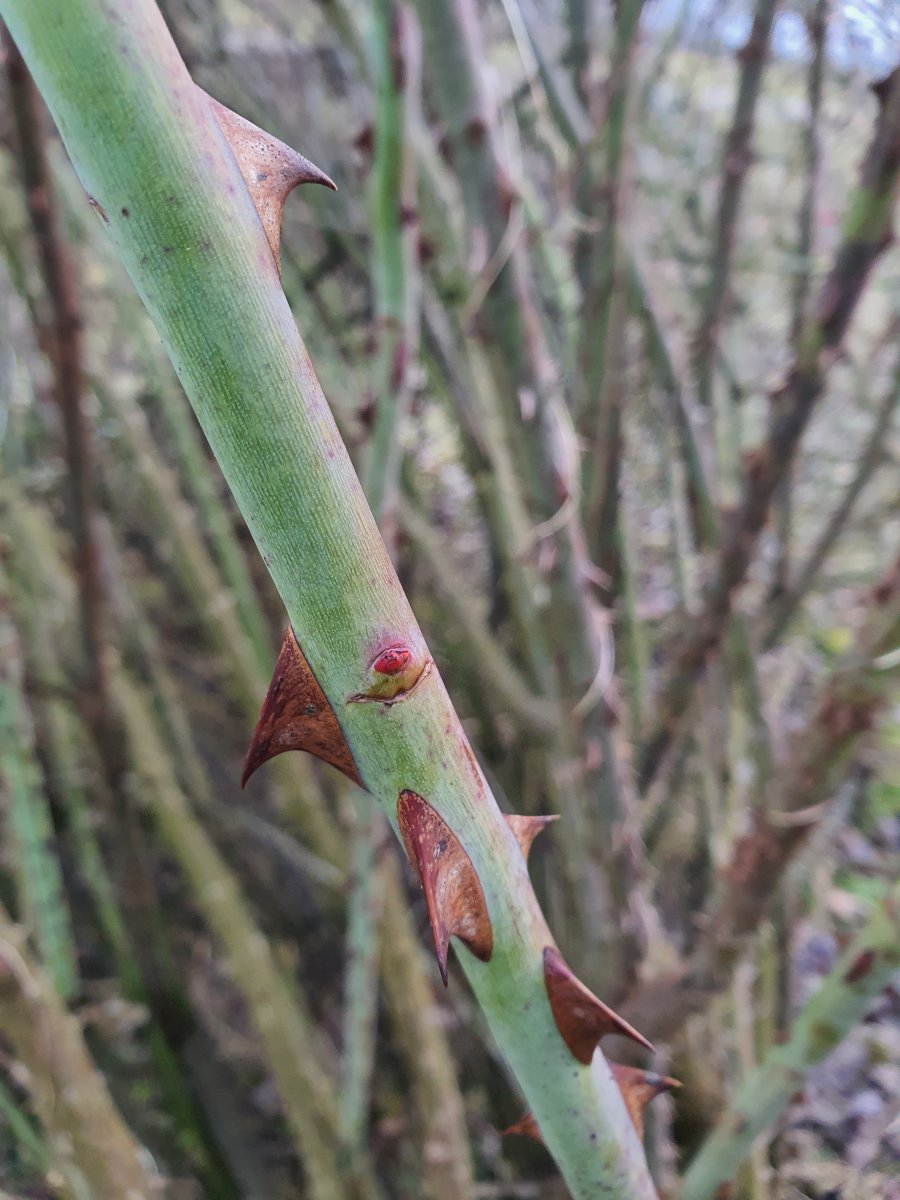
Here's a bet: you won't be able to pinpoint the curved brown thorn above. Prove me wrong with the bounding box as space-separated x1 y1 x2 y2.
397 790 493 985
242 625 361 787
504 813 559 862
610 1063 680 1140
207 93 336 276
543 946 653 1064
502 1112 543 1144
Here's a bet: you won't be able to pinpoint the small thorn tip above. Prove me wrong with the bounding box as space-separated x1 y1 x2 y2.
505 813 559 862
611 1063 681 1138
502 1112 543 1144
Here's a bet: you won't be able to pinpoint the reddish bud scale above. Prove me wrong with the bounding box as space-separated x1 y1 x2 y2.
372 645 412 676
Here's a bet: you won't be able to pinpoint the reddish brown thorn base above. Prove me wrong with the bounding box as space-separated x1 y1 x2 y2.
372 645 412 676
502 1112 543 1144
504 813 559 863
397 789 492 985
543 946 654 1064
208 93 336 276
610 1063 681 1140
242 625 361 787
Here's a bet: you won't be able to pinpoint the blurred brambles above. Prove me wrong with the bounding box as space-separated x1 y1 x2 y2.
0 2 899 1199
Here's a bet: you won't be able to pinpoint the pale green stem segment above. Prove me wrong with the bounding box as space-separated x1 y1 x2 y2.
0 1 659 1195
681 882 900 1200
0 562 78 1001
0 904 162 1200
339 795 385 1153
363 0 421 530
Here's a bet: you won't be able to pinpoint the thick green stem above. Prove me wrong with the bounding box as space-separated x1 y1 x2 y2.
1 2 658 1195
340 9 422 1157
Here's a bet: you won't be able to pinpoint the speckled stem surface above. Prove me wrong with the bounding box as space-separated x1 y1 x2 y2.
0 2 658 1195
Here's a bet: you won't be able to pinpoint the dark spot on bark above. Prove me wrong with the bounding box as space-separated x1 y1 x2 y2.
809 1019 841 1055
120 206 129 217
353 124 374 156
465 116 487 146
844 948 876 984
87 195 108 224
163 246 173 254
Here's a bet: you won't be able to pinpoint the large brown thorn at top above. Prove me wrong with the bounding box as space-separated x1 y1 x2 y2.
610 1063 680 1139
397 790 493 985
242 625 361 787
543 946 653 1064
207 94 336 277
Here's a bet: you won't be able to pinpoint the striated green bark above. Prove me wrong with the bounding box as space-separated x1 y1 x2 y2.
0 2 659 1196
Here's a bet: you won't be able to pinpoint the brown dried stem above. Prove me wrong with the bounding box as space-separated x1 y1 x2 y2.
625 555 900 1042
692 0 779 413
772 0 830 599
638 67 900 793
